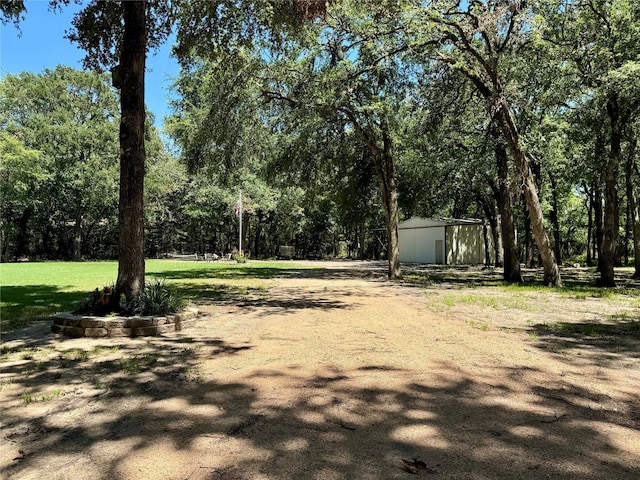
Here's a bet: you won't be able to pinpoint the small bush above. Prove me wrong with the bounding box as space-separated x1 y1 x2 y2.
74 279 184 317
129 279 184 316
74 283 119 316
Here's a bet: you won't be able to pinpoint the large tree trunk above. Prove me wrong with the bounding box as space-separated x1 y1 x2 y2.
342 110 400 279
374 126 401 280
493 99 561 286
116 1 146 299
594 181 604 271
598 95 622 287
491 135 522 282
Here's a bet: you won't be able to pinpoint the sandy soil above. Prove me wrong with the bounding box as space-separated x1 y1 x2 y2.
1 261 639 479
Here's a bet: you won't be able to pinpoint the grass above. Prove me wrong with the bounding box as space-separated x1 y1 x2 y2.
0 259 312 331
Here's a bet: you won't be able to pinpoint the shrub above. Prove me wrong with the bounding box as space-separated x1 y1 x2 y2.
74 279 184 317
129 279 184 316
74 283 118 316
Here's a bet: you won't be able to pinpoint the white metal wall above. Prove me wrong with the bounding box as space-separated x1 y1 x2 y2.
398 226 446 264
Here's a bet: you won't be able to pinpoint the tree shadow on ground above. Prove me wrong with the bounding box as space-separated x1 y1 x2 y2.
0 285 86 330
174 276 381 315
530 316 640 363
2 337 638 480
400 264 640 291
148 261 391 283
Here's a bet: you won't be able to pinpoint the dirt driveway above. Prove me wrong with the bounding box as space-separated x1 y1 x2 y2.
1 261 639 479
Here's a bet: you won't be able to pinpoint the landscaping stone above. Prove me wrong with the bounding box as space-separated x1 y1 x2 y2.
51 309 200 338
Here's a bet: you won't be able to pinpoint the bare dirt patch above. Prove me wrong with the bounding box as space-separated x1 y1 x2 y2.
1 261 639 479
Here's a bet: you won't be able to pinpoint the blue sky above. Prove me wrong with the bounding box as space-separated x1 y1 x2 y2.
0 0 180 128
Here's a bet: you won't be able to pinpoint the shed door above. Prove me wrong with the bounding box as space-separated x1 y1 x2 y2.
435 239 443 264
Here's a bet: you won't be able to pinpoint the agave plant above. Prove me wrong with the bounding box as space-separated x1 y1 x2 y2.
129 279 184 316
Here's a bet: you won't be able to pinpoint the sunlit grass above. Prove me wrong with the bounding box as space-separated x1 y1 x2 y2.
0 259 313 330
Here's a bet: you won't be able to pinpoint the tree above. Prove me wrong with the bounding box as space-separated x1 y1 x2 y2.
0 133 48 260
0 67 120 260
260 1 421 278
62 0 173 297
541 0 640 285
399 66 523 279
408 0 562 286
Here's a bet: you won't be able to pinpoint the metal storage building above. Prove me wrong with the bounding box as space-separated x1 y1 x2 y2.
398 217 494 265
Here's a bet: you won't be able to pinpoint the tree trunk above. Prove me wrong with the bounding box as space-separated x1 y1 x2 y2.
73 203 84 261
374 127 401 280
585 183 593 266
548 172 563 266
342 110 400 279
598 95 622 287
493 99 561 286
626 138 640 277
492 136 522 282
478 190 503 267
116 1 146 299
254 210 263 258
594 181 604 272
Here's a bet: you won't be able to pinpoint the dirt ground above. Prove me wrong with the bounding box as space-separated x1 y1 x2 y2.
1 261 639 480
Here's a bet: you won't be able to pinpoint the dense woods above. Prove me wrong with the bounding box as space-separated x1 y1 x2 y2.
2 0 639 286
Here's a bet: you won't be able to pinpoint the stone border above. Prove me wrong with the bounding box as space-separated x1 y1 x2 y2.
51 308 200 338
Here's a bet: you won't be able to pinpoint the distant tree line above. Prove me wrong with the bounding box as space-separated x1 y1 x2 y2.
2 0 639 287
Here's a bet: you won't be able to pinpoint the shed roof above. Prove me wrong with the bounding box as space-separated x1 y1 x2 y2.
398 217 483 229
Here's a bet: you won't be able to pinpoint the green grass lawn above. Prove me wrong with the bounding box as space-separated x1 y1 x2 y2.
0 260 311 331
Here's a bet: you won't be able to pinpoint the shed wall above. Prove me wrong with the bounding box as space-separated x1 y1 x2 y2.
398 218 495 265
446 224 486 265
398 226 445 263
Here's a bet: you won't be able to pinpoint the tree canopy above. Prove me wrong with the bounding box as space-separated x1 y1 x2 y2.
3 0 640 287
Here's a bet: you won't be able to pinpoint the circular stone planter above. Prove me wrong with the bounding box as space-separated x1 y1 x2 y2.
51 307 200 338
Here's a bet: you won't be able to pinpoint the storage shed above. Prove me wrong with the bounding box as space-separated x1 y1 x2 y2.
398 217 494 265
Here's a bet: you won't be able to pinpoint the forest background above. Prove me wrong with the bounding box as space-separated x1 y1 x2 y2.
2 0 639 288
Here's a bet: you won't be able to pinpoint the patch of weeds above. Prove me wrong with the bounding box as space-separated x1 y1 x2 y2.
94 379 107 390
441 295 456 307
1 344 30 358
40 389 61 402
22 391 33 405
0 378 14 391
501 296 534 310
142 353 159 365
57 358 71 369
91 345 120 356
61 349 89 361
36 361 47 371
120 357 141 374
469 320 490 331
502 327 526 334
182 365 204 383
528 332 539 341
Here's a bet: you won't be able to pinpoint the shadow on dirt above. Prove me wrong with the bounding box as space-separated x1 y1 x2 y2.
2 337 638 479
530 316 640 363
400 264 640 291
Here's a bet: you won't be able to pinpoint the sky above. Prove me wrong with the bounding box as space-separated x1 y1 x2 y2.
0 0 180 129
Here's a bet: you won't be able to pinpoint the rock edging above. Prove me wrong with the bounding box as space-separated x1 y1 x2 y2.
51 307 200 338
